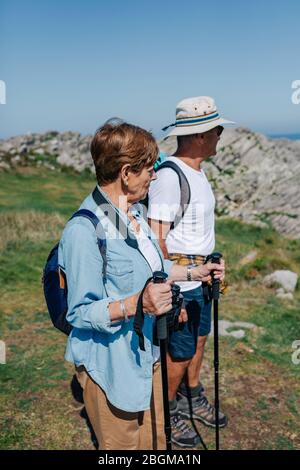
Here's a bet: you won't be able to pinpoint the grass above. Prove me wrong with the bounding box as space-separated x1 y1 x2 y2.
0 167 299 449
0 168 94 216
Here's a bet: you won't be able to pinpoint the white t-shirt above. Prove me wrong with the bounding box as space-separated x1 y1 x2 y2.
148 156 215 292
134 225 162 273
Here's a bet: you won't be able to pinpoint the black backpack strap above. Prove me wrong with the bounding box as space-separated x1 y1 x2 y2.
70 209 107 278
156 161 191 229
133 276 154 351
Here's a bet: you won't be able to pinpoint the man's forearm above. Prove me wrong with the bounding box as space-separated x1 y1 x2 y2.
159 238 190 281
148 218 171 260
159 238 170 260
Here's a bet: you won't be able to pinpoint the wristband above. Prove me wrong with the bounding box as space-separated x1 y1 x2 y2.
120 300 129 322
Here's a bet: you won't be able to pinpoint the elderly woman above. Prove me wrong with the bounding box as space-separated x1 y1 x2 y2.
59 119 223 450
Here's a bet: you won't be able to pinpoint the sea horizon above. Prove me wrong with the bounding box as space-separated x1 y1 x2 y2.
1 130 300 142
268 133 300 141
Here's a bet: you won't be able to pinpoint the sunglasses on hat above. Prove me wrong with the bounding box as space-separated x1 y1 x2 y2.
216 126 224 136
205 125 224 137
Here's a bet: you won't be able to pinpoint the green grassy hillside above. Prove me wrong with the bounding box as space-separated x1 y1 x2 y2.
0 168 299 449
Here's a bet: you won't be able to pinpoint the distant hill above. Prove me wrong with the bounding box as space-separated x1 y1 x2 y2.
0 128 299 239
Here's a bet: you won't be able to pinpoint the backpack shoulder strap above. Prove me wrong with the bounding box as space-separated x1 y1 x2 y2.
70 209 107 277
70 208 100 228
156 160 191 229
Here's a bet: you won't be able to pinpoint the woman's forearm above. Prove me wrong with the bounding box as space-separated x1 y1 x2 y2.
108 293 139 322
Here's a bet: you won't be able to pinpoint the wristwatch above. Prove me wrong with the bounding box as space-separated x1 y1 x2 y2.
187 265 193 282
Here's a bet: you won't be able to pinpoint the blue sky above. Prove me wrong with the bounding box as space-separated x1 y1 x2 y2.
0 0 300 139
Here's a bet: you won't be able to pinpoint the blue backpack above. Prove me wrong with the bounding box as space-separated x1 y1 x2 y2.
153 151 166 171
43 209 107 335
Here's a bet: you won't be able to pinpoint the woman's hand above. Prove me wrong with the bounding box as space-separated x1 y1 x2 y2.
142 280 173 316
192 261 225 282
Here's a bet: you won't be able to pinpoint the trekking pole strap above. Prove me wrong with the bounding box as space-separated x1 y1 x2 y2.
133 277 154 351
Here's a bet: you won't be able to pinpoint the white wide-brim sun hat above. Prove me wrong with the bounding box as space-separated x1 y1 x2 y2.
163 96 236 137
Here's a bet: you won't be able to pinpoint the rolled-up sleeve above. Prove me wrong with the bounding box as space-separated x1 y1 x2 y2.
61 222 122 334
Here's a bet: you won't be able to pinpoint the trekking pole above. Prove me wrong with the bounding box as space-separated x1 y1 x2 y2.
206 252 222 451
153 271 172 451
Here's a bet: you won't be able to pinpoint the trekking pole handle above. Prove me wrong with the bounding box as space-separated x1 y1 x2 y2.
153 271 168 340
206 252 222 300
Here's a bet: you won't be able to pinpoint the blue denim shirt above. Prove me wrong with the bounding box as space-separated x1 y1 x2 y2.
58 190 173 412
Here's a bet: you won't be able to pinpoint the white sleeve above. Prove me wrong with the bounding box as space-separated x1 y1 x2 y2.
147 168 181 222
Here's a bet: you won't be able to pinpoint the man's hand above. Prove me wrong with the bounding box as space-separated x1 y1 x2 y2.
178 307 188 323
219 258 226 282
192 262 225 282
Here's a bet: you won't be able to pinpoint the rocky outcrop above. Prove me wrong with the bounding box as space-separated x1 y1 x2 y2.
0 131 95 174
210 320 258 339
160 128 300 239
263 270 298 292
263 270 298 300
1 127 299 238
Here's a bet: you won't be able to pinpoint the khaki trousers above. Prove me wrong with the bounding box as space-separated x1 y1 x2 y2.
76 362 165 450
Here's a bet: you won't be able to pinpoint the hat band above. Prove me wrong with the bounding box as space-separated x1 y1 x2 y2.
175 112 219 127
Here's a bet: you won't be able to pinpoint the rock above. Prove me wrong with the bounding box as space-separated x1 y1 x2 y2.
227 329 246 339
11 155 21 165
239 250 258 265
0 141 14 153
46 139 60 154
0 161 10 171
276 292 294 301
19 144 28 154
232 321 257 329
57 151 73 167
44 130 59 139
210 319 257 339
33 148 45 155
263 270 298 292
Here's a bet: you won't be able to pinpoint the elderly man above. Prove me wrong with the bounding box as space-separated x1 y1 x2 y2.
148 96 235 448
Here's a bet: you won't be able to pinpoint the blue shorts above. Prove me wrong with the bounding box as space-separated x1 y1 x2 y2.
168 286 212 360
